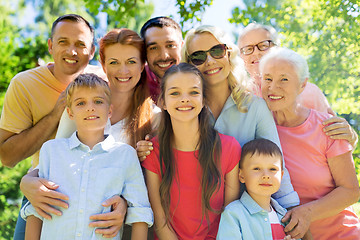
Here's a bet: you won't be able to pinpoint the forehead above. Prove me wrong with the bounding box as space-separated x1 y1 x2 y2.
239 29 271 47
104 43 141 60
165 72 202 89
52 20 93 43
188 32 220 53
144 26 182 45
263 58 296 75
243 152 282 167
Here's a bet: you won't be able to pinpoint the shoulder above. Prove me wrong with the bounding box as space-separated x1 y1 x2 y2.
219 133 240 149
225 199 243 211
308 109 331 124
40 138 69 153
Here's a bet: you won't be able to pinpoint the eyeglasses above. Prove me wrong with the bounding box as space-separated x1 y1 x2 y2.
240 40 274 55
188 44 228 66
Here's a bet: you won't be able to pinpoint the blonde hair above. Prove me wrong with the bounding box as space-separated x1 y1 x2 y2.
66 73 111 107
182 25 251 112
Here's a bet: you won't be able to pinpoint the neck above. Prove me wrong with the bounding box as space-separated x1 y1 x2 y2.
272 103 310 127
171 118 200 151
248 191 272 212
109 89 134 125
77 129 105 150
48 64 84 85
208 79 231 120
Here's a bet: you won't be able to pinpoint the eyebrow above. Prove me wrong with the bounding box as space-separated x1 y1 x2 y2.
167 86 201 91
147 40 177 47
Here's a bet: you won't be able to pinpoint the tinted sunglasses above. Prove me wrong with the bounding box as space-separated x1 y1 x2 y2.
188 44 228 66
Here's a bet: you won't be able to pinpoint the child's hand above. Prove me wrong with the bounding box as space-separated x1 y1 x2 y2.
283 235 295 240
136 134 153 162
89 195 127 238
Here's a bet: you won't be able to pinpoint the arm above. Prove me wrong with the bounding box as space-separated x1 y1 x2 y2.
322 116 358 148
283 151 360 238
224 163 240 206
216 206 242 240
131 222 148 240
20 169 69 219
0 91 66 167
145 169 178 240
24 216 42 240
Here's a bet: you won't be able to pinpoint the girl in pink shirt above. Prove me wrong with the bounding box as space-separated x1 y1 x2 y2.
142 63 241 240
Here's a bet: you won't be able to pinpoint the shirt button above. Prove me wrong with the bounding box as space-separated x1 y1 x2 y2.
264 218 268 222
77 233 81 237
79 209 84 214
81 188 85 192
84 170 88 174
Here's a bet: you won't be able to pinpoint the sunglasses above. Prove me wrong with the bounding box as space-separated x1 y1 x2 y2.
188 44 228 66
239 40 274 55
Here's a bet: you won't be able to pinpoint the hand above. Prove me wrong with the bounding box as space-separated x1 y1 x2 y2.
283 235 296 240
20 172 69 220
282 205 312 239
136 134 153 162
89 195 127 238
322 116 358 147
50 91 67 120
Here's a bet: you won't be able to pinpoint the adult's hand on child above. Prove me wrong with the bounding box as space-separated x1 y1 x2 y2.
136 134 153 162
89 195 127 238
282 205 312 239
322 116 358 148
283 235 295 240
20 169 69 220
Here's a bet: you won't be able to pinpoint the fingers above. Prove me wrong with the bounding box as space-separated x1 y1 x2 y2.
322 116 345 126
136 140 153 161
95 225 120 238
101 194 122 207
35 207 53 220
284 215 297 233
281 211 291 223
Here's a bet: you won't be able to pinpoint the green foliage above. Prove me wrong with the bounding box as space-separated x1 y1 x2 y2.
176 0 213 31
230 0 360 169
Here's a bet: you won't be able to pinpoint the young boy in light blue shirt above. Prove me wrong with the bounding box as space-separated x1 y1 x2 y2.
217 139 296 240
21 73 152 240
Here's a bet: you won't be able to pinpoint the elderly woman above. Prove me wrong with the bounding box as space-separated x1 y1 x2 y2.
259 47 360 239
238 23 358 148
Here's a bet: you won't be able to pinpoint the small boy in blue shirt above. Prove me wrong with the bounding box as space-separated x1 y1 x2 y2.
217 139 295 240
21 73 152 240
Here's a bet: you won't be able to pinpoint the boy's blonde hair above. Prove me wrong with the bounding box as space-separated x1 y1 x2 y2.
240 138 283 170
66 73 111 107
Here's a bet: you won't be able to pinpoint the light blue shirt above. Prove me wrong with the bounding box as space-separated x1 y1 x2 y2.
217 191 288 240
21 133 153 240
214 95 299 208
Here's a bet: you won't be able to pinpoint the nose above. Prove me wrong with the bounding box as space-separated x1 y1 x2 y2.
180 94 190 103
205 53 216 65
262 171 270 180
66 45 77 56
86 102 95 112
118 64 130 74
160 48 170 60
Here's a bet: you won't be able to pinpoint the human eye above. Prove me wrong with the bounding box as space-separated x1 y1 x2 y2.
270 167 279 171
253 167 260 171
58 39 67 45
241 46 253 55
281 78 288 81
169 91 180 96
78 42 86 48
128 60 136 64
95 99 104 104
190 90 200 95
167 43 177 49
76 101 85 106
109 60 118 65
264 77 272 81
148 45 157 51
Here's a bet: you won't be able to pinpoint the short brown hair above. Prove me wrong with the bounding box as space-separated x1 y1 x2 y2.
66 73 111 107
240 138 283 169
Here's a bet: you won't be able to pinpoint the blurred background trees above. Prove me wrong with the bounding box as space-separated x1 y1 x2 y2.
0 0 358 238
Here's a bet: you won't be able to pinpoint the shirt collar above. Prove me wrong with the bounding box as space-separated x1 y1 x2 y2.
68 132 115 152
240 191 286 216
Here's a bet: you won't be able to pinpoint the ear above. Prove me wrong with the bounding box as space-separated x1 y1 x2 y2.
108 104 113 118
66 107 74 119
89 45 96 61
140 62 145 73
239 169 246 184
299 77 308 94
48 38 53 55
158 98 166 110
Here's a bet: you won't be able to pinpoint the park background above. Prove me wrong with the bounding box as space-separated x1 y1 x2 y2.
0 0 359 238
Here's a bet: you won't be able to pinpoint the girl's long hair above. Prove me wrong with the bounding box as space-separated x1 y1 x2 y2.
99 28 153 147
157 63 222 227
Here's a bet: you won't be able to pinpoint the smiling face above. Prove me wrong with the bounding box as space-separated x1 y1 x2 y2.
102 43 144 94
187 33 231 88
67 86 112 133
261 59 305 113
163 72 204 125
238 28 273 81
48 20 95 77
239 152 283 201
144 26 183 79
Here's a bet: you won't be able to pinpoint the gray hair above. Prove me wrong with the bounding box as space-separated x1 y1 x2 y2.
182 25 250 112
238 23 280 46
259 47 310 83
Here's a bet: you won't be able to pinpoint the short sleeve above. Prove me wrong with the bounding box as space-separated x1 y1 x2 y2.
219 134 241 174
326 138 353 159
0 77 32 133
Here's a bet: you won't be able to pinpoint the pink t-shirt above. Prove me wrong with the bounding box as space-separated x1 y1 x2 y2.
277 110 360 239
142 133 241 240
145 64 160 103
